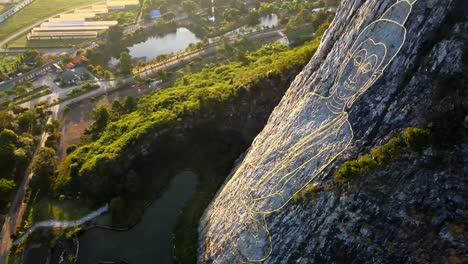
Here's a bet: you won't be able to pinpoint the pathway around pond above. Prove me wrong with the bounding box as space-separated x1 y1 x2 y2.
78 171 197 264
12 205 108 246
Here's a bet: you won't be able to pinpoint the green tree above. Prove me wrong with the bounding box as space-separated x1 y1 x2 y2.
111 99 124 118
123 96 136 112
0 112 15 131
66 144 77 155
107 25 124 55
164 11 175 21
156 69 168 81
61 53 73 65
0 129 18 179
14 148 29 171
30 147 57 193
18 110 36 133
118 52 133 76
91 105 110 132
45 119 60 134
107 26 122 42
402 127 430 152
45 134 59 150
182 0 197 14
0 178 16 204
0 128 18 144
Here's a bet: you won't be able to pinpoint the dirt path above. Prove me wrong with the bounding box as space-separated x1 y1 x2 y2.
0 105 58 263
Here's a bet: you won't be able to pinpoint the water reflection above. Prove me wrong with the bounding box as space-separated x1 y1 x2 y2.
78 171 197 264
128 28 200 62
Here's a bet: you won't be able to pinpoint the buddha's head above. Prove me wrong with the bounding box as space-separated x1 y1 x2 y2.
332 0 416 107
335 38 387 101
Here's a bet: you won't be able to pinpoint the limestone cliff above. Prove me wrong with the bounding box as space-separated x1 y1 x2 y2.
199 0 468 263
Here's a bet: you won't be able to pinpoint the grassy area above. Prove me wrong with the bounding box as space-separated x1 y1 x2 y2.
8 35 89 48
5 254 20 264
30 197 92 222
0 53 23 71
96 9 138 27
0 0 103 45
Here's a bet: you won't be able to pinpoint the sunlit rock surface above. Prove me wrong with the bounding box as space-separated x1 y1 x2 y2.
199 0 467 263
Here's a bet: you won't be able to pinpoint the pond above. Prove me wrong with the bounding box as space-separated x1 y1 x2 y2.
128 28 200 62
78 171 198 264
224 13 279 39
23 244 48 264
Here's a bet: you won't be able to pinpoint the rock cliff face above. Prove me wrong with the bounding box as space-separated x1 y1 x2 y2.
199 0 467 263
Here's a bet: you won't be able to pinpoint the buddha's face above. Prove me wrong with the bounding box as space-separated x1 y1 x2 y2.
336 38 387 101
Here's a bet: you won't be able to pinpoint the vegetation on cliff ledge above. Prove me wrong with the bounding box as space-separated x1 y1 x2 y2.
55 30 327 202
332 127 430 184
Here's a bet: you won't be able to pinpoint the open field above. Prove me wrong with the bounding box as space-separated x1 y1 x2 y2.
0 0 102 44
29 197 92 222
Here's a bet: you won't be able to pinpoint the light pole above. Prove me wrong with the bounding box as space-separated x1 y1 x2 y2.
209 0 215 22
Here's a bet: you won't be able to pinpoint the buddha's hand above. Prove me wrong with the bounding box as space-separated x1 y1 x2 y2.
244 116 352 214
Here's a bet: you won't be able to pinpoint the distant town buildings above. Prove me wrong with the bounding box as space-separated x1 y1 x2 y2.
60 69 84 85
27 0 139 41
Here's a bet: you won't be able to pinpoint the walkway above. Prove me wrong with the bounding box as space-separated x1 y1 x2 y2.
12 205 108 246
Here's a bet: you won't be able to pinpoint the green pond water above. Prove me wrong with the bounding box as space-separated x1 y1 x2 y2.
78 171 198 264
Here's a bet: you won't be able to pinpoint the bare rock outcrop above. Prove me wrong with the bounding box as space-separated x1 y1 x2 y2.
199 0 467 263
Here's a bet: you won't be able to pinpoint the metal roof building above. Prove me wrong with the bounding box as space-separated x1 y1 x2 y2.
27 0 139 41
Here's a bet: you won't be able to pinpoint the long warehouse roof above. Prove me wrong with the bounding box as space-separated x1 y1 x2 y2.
41 21 118 27
33 26 110 32
75 8 108 14
60 13 97 18
48 17 86 22
92 4 108 9
29 31 98 36
106 0 139 6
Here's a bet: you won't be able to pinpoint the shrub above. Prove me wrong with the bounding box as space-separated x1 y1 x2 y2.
293 183 319 201
371 137 406 165
65 227 82 240
333 160 361 184
66 144 77 154
402 127 430 152
66 88 82 97
333 130 414 184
